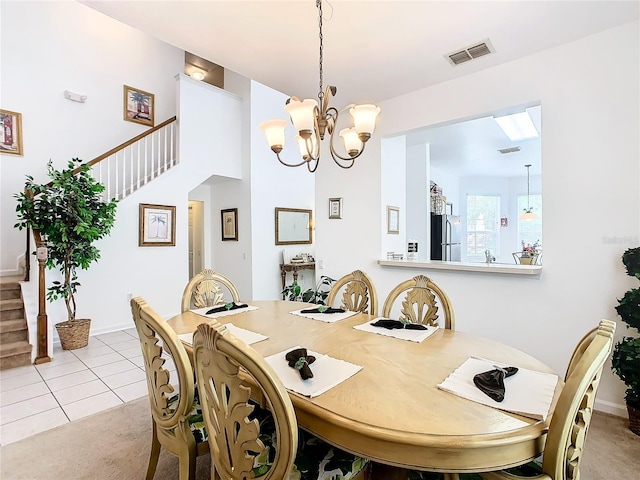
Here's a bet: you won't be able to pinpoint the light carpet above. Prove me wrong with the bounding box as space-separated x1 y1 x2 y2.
0 398 638 479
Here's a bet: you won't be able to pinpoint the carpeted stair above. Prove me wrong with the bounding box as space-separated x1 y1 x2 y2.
0 276 32 370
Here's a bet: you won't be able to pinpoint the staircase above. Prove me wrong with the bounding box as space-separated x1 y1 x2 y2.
6 116 178 370
0 276 32 370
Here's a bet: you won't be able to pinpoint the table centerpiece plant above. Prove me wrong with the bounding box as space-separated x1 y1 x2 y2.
611 246 640 435
14 158 118 349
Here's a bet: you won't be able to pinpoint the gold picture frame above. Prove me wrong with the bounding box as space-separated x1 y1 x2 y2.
139 203 176 246
387 205 399 234
0 109 23 156
275 207 313 245
221 208 238 241
329 197 343 219
123 85 155 127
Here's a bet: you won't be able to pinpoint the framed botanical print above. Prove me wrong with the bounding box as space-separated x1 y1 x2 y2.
221 208 238 241
0 109 23 155
387 205 399 234
329 197 343 219
139 203 176 246
123 85 155 127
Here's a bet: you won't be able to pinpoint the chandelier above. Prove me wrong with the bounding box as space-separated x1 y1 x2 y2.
520 164 538 220
260 0 381 172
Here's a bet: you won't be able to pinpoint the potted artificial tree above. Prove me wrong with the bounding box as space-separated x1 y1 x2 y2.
14 158 118 350
611 246 640 435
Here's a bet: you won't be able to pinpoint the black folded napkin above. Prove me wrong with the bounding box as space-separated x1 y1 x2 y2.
371 319 428 330
300 307 345 314
285 348 316 380
473 366 519 402
205 302 248 315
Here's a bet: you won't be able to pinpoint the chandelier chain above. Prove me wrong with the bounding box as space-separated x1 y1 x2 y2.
317 0 324 101
525 164 531 210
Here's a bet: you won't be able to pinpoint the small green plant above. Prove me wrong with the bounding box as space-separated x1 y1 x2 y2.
14 158 118 323
611 246 640 410
282 275 335 305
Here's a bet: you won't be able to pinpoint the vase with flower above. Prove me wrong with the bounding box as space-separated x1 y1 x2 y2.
513 240 540 265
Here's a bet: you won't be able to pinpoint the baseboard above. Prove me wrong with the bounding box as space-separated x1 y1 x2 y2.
0 268 22 277
595 398 627 417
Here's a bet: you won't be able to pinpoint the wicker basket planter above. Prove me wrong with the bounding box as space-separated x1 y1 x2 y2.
55 318 91 350
628 404 640 436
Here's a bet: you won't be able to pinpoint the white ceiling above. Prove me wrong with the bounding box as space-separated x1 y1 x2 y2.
80 1 638 177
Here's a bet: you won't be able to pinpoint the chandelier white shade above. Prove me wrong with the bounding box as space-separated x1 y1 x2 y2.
260 0 381 172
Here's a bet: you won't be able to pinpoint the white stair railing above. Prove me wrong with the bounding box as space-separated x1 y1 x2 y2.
88 116 177 201
24 116 177 366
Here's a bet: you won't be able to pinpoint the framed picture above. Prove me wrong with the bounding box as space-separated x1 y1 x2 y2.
329 197 343 219
387 205 400 234
275 207 312 245
139 203 176 246
221 208 238 241
0 109 23 156
123 85 155 127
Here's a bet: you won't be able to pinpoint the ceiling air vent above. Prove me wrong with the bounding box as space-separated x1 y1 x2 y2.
446 39 495 66
498 147 521 154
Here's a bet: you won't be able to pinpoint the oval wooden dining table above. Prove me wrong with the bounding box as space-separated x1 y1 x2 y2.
167 300 561 475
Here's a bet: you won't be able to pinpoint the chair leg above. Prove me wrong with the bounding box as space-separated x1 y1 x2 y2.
146 423 161 480
443 474 460 480
177 446 197 480
369 462 409 480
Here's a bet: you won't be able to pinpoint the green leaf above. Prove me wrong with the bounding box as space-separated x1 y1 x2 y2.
13 157 118 321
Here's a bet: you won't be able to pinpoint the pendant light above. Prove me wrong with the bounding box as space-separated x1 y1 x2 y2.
260 0 381 172
520 164 538 220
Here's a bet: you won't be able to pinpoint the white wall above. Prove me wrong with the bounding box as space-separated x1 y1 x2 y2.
0 0 183 275
315 21 640 415
248 80 316 299
380 136 407 257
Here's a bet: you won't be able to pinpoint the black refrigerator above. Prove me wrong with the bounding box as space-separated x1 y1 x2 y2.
430 213 461 261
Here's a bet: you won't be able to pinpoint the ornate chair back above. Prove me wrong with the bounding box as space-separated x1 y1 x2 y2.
564 326 598 381
181 269 240 312
541 319 615 480
130 297 208 480
326 269 379 315
193 322 298 480
382 275 455 330
480 319 616 480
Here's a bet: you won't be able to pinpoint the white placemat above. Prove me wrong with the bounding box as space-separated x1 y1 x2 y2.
178 323 268 346
289 308 358 323
265 346 362 398
191 303 259 319
354 318 439 342
437 356 559 420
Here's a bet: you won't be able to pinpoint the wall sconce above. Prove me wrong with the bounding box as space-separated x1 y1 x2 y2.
64 90 87 103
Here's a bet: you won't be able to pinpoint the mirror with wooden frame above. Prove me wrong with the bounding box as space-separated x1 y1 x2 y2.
275 208 312 245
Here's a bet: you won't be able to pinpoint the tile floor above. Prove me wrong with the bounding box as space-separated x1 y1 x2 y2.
0 328 173 446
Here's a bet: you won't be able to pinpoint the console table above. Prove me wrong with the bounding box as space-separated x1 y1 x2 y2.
280 262 315 298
